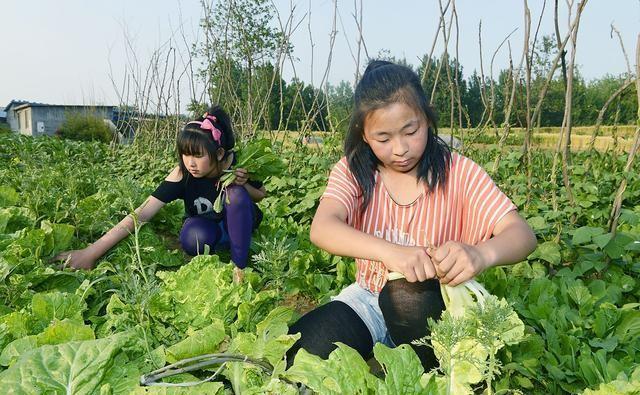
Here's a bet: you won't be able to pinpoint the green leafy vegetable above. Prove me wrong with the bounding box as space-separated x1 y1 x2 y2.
0 331 138 394
166 319 226 363
213 139 286 212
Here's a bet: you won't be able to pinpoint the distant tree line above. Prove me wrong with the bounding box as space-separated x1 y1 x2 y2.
190 0 637 134
190 59 636 133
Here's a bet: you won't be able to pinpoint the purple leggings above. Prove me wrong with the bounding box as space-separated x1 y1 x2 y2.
179 185 258 268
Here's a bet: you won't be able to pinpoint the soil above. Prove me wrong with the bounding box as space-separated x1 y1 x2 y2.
281 293 317 316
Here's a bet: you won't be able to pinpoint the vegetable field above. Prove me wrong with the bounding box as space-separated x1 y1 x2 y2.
0 131 639 394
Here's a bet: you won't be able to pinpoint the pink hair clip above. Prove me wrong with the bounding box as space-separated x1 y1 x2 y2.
187 112 222 145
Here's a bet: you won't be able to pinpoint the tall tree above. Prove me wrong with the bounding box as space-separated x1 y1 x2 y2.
417 55 467 128
326 81 354 134
199 0 286 136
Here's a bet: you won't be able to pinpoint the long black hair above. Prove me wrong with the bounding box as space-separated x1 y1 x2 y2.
345 60 451 212
177 105 235 177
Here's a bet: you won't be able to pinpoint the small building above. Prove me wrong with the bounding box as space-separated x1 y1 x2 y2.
3 100 115 137
0 110 7 125
3 100 28 131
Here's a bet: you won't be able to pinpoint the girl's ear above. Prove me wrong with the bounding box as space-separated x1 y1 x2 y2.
216 147 225 162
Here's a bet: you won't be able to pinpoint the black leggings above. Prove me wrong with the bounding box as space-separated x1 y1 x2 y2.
378 278 445 369
286 301 373 367
286 279 445 370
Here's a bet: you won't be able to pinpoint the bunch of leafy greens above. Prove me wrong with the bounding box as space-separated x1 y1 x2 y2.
417 279 526 395
213 139 286 212
581 366 640 395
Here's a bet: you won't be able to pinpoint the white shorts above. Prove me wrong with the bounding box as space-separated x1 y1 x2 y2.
332 283 395 347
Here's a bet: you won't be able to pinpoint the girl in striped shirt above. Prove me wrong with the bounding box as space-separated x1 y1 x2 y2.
286 60 537 369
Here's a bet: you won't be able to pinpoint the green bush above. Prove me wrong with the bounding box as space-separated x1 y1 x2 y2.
0 123 11 134
57 113 113 143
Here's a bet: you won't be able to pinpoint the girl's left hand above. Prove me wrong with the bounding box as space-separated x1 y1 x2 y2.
429 241 489 286
233 168 249 186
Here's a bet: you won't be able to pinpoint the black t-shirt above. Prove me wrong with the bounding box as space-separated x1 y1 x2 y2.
152 174 263 221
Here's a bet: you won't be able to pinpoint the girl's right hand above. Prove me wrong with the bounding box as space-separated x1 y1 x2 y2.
52 248 97 270
233 168 249 186
381 244 437 282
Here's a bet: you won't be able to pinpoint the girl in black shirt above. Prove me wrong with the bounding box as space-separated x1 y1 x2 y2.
54 106 265 283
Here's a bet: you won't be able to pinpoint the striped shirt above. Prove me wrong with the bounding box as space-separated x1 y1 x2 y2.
322 153 517 293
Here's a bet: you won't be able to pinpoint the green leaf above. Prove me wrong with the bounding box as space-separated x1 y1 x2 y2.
230 307 299 367
603 233 635 259
36 319 95 345
166 319 226 364
31 292 87 332
234 139 287 182
0 319 94 367
285 344 380 394
0 311 32 339
149 255 254 332
373 343 426 394
593 233 613 250
592 303 621 338
572 226 605 245
527 216 547 231
40 220 75 255
588 337 618 352
0 336 38 367
255 306 296 342
625 240 640 251
614 310 640 343
235 289 280 333
0 209 11 233
528 241 562 265
0 186 19 208
1 206 36 233
0 331 138 394
566 281 592 307
514 375 535 389
583 366 640 395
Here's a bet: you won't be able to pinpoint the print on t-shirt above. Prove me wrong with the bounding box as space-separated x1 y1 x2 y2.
193 197 213 215
374 228 416 246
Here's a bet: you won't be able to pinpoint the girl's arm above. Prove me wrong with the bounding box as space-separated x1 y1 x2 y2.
53 166 182 270
53 196 166 270
233 168 266 202
310 198 437 282
243 183 266 202
433 210 537 286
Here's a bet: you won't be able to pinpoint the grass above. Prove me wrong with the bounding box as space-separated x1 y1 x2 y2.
531 133 635 152
440 124 637 138
462 127 636 152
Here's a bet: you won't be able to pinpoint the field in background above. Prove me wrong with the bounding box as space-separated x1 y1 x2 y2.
262 125 637 153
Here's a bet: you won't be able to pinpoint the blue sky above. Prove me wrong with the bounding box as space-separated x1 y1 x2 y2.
1 1 637 110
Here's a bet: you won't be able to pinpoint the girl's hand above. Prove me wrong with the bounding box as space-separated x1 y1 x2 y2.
382 244 437 282
52 248 97 271
233 168 249 186
430 241 488 286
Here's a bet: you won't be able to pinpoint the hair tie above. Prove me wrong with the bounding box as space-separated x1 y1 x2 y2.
187 112 222 145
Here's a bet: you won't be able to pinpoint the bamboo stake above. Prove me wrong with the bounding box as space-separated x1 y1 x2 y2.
608 33 640 234
585 23 636 159
530 0 587 131
491 9 529 174
559 0 582 213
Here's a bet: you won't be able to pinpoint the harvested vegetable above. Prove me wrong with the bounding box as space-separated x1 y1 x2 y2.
213 139 286 212
387 272 526 395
